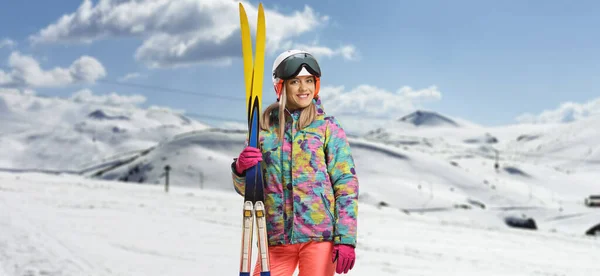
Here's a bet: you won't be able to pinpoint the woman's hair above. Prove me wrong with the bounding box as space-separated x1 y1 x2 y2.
260 85 317 141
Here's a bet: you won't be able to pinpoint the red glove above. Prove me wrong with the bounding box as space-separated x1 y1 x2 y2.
332 244 355 274
235 146 262 174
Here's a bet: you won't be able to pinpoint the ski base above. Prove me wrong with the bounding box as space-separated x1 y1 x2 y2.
239 201 271 275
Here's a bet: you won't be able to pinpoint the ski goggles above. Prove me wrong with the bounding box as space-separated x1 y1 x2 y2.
273 53 321 80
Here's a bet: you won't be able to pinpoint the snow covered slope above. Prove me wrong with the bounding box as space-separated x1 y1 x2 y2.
2 91 600 246
93 128 247 190
1 171 599 276
358 110 600 235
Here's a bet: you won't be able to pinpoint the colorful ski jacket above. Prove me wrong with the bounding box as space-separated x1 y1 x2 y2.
231 98 359 247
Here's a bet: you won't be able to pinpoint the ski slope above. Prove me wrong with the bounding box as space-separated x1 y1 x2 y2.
2 91 600 275
1 171 599 276
2 91 600 235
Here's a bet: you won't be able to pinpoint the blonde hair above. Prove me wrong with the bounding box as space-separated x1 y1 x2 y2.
260 85 317 141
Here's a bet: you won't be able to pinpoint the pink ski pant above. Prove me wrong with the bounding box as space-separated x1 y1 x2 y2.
252 241 335 276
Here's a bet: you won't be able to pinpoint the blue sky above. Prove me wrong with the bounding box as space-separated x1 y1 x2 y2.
1 0 600 128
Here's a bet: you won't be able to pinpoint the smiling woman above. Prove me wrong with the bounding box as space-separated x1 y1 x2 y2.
231 49 359 275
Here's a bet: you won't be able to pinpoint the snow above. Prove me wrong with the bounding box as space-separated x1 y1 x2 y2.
397 110 462 127
0 91 209 171
1 91 600 275
1 172 599 276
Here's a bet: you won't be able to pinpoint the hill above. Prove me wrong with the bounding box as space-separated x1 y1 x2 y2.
1 91 600 238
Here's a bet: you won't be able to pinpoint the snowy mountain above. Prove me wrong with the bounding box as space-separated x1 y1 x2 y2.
397 110 460 127
0 91 209 171
1 91 600 275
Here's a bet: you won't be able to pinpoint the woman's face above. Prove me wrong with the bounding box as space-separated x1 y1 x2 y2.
284 75 315 110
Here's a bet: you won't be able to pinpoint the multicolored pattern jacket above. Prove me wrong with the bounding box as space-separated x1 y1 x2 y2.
231 98 359 247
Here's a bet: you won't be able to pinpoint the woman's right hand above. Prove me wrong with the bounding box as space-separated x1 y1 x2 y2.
235 146 262 174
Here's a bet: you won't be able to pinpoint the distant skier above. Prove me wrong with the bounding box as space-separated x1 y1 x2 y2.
232 49 359 275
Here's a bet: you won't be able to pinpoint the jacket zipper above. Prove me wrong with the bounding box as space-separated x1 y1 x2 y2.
282 108 294 244
320 192 336 240
288 108 295 243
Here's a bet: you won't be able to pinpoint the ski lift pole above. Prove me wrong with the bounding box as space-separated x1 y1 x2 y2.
164 165 171 193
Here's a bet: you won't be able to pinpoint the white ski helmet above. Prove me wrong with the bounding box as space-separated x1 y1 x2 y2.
271 49 321 100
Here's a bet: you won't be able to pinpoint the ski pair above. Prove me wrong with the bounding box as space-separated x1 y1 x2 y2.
238 3 270 276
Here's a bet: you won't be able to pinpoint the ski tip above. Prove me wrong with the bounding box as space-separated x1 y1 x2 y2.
239 2 246 14
256 3 266 43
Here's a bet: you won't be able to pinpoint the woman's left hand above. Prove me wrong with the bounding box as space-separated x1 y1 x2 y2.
332 244 355 274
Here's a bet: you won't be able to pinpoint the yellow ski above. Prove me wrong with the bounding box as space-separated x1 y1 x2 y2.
238 2 269 276
239 3 253 120
251 3 265 121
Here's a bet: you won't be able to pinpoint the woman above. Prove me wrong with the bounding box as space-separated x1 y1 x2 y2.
231 49 359 275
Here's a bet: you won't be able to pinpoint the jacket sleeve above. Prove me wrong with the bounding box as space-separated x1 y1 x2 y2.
231 160 246 196
231 139 249 196
324 116 359 247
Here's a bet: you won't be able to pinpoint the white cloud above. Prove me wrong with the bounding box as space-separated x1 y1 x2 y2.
0 88 24 95
0 38 16 49
147 105 185 114
220 121 247 130
318 84 442 119
0 51 106 88
292 44 358 60
516 97 600 124
70 88 146 108
29 0 356 68
118 72 144 81
70 56 107 82
0 88 36 98
399 85 442 100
